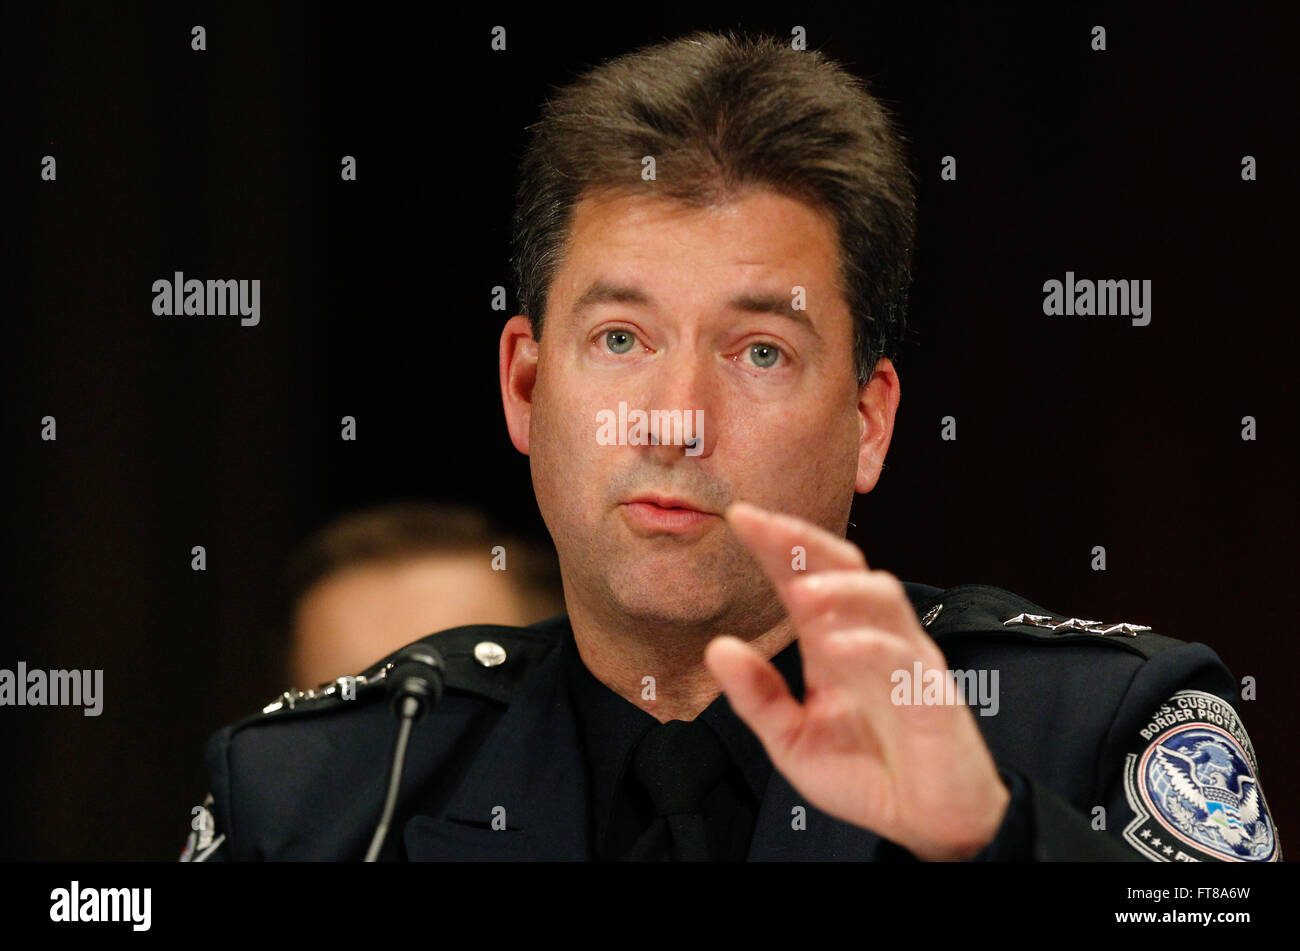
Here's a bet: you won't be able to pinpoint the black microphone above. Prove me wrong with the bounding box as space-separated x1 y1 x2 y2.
364 643 446 862
387 644 446 718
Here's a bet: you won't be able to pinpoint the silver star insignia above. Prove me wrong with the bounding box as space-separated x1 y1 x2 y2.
1055 617 1103 632
1093 622 1152 637
1002 613 1055 627
1002 613 1152 637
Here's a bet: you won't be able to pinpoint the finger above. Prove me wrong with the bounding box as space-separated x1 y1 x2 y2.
785 569 929 649
704 635 804 761
725 502 866 602
810 629 953 766
819 628 929 717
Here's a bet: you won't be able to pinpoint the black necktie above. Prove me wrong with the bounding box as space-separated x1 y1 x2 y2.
622 719 730 861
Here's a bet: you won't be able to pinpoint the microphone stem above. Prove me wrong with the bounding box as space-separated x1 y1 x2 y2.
364 694 421 862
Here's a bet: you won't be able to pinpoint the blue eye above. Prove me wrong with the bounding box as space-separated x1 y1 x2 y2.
605 330 636 354
747 343 781 368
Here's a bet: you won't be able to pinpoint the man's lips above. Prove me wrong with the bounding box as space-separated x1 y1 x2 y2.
620 495 720 534
624 494 714 514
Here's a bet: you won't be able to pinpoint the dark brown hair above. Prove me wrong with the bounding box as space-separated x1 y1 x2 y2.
282 502 565 624
511 29 917 384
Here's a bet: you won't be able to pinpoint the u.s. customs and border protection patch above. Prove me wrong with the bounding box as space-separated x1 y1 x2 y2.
1123 689 1278 861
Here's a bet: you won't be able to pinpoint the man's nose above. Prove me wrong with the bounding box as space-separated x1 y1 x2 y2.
642 349 715 458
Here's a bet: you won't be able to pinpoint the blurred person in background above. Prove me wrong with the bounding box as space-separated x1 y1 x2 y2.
283 502 564 688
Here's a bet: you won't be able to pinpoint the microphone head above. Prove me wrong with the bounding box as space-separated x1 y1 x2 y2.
386 642 447 719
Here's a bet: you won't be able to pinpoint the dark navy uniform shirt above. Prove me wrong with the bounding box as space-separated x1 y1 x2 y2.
565 628 791 860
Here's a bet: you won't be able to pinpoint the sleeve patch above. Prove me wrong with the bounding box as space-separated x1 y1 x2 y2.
1123 690 1278 862
179 793 225 862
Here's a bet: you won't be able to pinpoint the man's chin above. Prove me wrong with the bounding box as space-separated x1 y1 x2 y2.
603 576 730 629
609 598 728 630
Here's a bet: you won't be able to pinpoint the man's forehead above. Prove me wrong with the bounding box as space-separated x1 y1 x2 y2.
568 184 837 241
555 187 846 334
567 278 820 338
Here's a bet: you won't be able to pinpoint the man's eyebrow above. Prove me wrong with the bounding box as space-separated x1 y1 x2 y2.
570 281 820 337
570 281 652 317
727 291 819 337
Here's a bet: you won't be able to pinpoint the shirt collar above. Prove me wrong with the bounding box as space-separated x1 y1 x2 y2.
563 620 805 820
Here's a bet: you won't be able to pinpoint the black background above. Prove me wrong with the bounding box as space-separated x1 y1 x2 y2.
4 1 1296 860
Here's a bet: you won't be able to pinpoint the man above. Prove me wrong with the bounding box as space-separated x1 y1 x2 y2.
183 30 1278 862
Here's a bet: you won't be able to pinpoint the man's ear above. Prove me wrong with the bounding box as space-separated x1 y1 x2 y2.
499 315 539 455
855 357 900 494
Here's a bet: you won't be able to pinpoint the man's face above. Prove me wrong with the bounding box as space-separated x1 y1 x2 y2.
500 186 897 634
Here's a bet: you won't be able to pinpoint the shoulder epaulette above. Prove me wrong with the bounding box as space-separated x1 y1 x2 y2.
916 583 1186 660
238 615 569 728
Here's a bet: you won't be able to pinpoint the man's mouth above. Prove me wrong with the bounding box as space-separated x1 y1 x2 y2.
620 495 719 535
